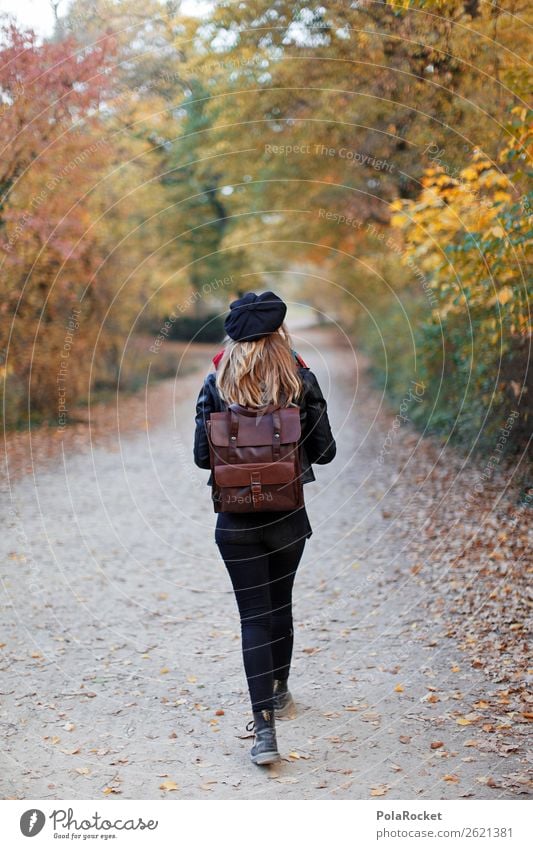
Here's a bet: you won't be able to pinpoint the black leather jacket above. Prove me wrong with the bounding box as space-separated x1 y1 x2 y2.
193 366 336 485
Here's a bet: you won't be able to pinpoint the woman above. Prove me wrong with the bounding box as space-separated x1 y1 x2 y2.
193 291 336 765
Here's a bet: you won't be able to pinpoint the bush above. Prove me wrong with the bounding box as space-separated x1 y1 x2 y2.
160 313 225 343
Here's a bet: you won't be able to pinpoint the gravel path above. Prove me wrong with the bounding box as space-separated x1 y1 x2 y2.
1 326 530 800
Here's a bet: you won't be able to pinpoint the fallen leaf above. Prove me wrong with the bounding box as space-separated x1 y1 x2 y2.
370 784 390 796
430 741 444 750
394 684 404 693
362 712 380 721
477 776 499 788
443 774 459 782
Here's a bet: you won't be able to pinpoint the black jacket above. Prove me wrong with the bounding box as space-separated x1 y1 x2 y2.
193 366 336 485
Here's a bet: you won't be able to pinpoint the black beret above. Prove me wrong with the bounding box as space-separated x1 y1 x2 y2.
224 291 287 342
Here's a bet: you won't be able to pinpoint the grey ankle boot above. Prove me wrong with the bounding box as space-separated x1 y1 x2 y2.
273 679 296 718
246 708 280 765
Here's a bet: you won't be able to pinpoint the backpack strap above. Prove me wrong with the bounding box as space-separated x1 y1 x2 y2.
272 409 282 461
228 407 240 463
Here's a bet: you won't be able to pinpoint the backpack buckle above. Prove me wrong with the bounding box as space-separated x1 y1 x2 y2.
250 470 262 505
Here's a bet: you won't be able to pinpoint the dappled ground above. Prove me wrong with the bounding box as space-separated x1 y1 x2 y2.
1 325 531 800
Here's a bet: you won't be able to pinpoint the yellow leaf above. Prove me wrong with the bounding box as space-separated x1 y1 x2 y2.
160 780 179 792
394 684 404 693
390 213 408 228
493 191 511 202
460 167 478 181
160 667 170 675
497 287 513 305
457 717 472 726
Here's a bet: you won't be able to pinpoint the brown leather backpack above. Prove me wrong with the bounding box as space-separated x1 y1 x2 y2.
206 403 304 513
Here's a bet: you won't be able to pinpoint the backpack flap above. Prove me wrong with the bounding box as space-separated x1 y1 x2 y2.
208 406 301 446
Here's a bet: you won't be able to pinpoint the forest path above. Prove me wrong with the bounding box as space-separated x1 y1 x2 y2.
1 325 530 800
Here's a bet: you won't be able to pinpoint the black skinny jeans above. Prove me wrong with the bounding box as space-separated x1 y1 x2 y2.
216 536 306 712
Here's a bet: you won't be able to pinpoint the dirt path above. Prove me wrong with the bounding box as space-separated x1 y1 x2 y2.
1 326 530 800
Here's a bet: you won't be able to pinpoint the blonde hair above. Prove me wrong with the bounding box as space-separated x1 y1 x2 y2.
216 323 302 408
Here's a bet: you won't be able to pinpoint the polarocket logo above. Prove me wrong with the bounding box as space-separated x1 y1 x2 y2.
20 809 46 837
